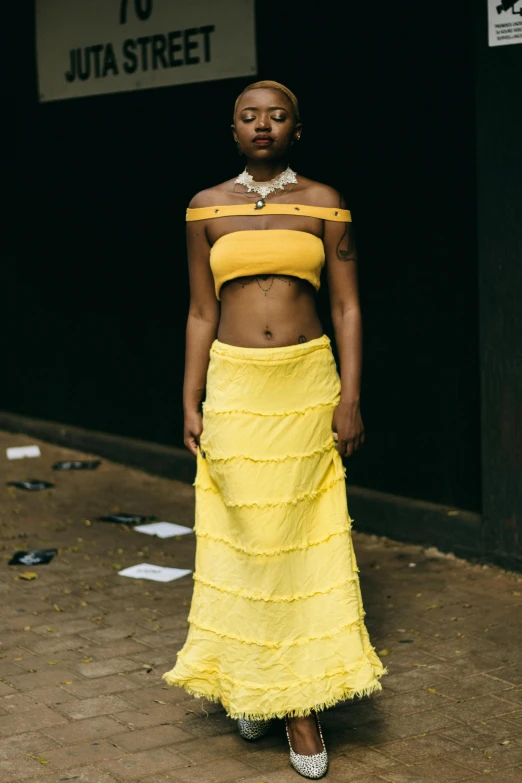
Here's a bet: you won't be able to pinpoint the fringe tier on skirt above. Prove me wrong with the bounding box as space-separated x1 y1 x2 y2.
162 333 386 719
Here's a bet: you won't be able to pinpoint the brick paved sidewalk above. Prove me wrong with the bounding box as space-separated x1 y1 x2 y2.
1 431 521 783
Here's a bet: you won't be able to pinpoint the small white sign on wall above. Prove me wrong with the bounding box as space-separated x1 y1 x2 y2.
488 0 522 46
36 0 257 102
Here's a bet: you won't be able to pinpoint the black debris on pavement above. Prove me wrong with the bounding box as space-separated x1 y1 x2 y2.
7 480 55 491
97 513 157 525
9 549 58 566
53 460 101 470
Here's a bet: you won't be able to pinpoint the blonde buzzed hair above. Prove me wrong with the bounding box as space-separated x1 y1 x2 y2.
233 80 301 122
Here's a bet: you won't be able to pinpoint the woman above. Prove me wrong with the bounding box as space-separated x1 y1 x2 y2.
163 80 385 779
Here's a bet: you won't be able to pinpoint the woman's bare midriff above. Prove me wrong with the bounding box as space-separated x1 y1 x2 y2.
201 179 330 348
217 274 324 348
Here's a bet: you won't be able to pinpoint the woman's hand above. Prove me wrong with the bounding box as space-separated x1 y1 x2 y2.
184 410 203 457
332 401 365 458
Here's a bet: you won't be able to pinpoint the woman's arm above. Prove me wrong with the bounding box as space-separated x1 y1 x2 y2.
323 193 365 458
183 200 220 456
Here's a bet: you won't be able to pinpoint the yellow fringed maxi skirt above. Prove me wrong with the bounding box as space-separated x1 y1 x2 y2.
163 334 386 719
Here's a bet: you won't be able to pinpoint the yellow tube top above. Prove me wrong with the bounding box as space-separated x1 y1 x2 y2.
186 203 352 301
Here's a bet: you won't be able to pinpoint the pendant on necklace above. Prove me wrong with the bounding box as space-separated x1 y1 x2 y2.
254 198 266 210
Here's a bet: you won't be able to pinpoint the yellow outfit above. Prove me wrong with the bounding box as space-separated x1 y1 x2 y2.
186 203 352 300
209 230 324 301
162 204 386 719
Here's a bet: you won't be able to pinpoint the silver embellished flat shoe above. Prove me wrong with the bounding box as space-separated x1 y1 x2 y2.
237 717 271 741
285 712 328 779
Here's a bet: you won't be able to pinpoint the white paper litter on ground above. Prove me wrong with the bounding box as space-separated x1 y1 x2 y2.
134 522 194 538
6 445 41 460
118 563 192 582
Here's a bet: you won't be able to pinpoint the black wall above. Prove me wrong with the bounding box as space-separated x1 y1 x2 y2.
476 1 522 563
5 3 480 511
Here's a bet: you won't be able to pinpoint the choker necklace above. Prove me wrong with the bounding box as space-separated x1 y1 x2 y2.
235 165 297 209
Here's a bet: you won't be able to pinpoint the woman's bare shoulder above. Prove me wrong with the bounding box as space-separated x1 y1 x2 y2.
188 178 239 208
297 177 347 208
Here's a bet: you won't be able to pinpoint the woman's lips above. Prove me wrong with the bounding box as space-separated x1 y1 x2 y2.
253 137 273 146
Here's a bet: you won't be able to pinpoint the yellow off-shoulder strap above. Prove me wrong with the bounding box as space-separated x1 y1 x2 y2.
186 204 352 222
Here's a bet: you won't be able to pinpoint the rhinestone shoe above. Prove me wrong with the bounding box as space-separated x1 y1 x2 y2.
237 717 271 741
285 712 328 779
